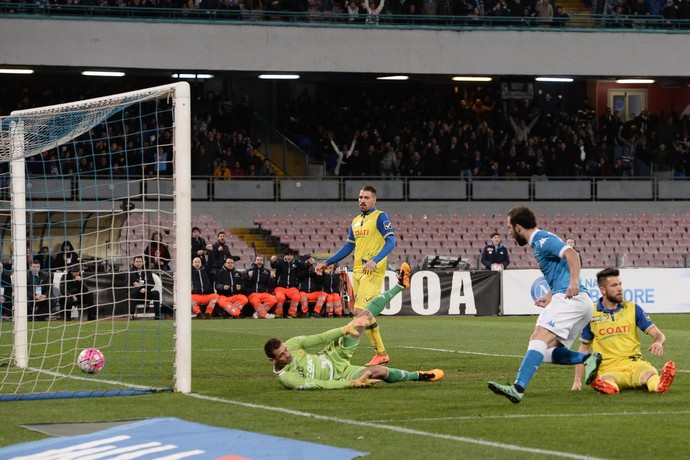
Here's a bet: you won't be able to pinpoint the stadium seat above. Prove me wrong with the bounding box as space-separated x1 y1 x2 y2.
241 211 690 269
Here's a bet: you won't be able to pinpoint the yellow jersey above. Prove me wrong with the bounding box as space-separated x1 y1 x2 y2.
346 208 394 276
580 299 656 367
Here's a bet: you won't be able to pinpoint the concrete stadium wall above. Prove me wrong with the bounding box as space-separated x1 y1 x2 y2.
1 18 689 77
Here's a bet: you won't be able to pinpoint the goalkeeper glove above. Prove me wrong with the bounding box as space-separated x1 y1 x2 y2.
341 315 369 337
349 372 382 388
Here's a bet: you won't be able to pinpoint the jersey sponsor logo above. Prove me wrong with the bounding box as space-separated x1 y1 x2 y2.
598 325 631 335
530 276 550 301
305 356 315 378
354 229 370 237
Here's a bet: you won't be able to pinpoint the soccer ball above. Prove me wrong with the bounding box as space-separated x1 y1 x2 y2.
78 348 105 374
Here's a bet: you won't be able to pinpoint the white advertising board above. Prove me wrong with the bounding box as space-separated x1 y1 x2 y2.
502 268 690 315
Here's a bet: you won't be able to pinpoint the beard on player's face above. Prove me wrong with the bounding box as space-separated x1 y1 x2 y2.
512 228 528 246
606 291 623 304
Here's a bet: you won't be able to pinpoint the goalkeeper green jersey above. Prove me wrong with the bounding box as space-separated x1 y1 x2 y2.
274 327 364 390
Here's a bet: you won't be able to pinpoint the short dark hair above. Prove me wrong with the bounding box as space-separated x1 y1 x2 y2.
217 231 226 237
508 206 537 230
284 248 295 256
264 338 282 358
192 226 201 232
490 232 500 238
361 185 377 195
596 267 620 287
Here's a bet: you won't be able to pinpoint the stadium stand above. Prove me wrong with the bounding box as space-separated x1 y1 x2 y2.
254 211 690 269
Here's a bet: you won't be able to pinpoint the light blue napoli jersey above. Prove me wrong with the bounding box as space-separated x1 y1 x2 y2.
529 229 589 296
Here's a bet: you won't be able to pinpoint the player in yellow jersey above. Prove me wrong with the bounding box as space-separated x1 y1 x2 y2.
572 267 675 395
317 185 396 366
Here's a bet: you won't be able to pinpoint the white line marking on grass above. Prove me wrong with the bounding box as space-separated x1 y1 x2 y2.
371 410 690 423
187 393 603 460
27 367 168 391
398 347 689 374
398 346 523 358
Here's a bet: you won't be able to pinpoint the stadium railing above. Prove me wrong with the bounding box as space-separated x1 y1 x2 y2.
20 175 690 202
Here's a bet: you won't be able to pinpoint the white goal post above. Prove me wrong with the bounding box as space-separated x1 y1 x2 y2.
1 82 192 398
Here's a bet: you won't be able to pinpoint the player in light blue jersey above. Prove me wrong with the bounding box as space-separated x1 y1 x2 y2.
488 206 602 403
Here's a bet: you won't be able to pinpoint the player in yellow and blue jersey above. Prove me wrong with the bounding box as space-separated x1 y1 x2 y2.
317 185 396 366
572 267 675 395
264 264 444 390
488 206 602 403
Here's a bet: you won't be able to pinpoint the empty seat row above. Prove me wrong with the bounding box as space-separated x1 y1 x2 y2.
258 212 690 270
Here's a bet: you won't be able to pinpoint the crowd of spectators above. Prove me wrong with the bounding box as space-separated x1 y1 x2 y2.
1 82 275 181
599 0 690 24
2 0 690 25
281 83 690 179
3 80 690 181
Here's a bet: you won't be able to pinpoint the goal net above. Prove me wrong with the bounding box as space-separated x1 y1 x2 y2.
0 82 192 401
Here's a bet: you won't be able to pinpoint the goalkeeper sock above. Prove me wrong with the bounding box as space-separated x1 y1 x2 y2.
365 284 403 318
384 368 419 383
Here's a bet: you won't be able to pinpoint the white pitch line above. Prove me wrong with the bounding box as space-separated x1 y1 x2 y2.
370 410 690 423
187 393 604 460
26 367 168 392
397 346 688 374
397 345 524 358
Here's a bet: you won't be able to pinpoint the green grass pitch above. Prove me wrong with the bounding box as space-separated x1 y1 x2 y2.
1 314 688 459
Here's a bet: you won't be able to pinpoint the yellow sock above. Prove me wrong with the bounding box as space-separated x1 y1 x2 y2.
365 318 387 356
646 375 660 393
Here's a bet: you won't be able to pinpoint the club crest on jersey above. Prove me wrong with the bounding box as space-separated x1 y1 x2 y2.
384 221 392 229
538 237 548 247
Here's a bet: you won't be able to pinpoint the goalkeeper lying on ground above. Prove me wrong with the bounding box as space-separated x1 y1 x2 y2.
264 262 444 389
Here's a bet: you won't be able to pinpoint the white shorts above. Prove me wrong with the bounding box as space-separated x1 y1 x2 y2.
536 292 593 349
